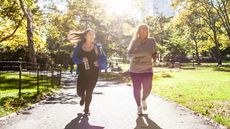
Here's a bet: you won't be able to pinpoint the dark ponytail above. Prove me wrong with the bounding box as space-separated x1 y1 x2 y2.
68 29 92 46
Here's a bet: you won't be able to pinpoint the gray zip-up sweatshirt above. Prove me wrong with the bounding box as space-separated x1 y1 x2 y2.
127 38 157 73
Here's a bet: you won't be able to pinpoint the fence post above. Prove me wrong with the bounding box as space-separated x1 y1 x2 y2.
19 62 22 98
58 68 62 86
37 64 40 95
51 63 54 87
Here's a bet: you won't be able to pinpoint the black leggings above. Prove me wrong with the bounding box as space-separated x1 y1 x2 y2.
77 69 99 109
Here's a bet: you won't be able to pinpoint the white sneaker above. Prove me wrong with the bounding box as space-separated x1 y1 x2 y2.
137 106 143 115
142 99 147 111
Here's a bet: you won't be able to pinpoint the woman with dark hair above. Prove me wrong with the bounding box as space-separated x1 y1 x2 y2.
127 24 157 115
70 29 107 114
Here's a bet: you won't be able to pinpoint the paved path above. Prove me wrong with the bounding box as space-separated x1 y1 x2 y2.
0 72 227 129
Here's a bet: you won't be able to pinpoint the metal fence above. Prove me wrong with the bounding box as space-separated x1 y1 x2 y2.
0 61 62 98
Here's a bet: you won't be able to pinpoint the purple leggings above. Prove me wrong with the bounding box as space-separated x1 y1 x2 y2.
130 72 153 106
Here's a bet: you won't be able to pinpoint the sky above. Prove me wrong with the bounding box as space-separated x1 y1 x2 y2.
37 0 67 13
143 0 175 17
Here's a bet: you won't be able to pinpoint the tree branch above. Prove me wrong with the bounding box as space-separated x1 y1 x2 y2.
0 16 24 43
200 29 215 42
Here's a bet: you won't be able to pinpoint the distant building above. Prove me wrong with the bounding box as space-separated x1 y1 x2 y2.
142 0 175 18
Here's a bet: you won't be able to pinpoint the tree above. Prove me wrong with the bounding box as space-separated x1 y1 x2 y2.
18 0 36 63
0 0 46 61
210 0 230 40
41 0 141 64
172 0 228 65
165 22 192 63
40 0 110 64
175 10 205 64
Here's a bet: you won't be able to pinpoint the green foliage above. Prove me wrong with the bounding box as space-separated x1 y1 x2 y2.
1 0 229 63
0 0 47 61
171 0 230 64
0 0 23 41
0 0 145 62
145 15 193 62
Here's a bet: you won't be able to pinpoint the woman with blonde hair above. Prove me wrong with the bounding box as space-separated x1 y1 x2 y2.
127 24 157 115
70 29 107 114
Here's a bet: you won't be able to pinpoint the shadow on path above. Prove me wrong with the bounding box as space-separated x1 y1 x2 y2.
65 113 104 129
134 114 162 129
41 92 78 105
41 74 105 105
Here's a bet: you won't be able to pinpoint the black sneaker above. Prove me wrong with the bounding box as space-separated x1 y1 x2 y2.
84 108 90 115
80 96 85 106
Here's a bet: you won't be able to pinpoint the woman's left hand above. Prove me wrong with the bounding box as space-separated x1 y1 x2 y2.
152 53 158 60
94 61 99 67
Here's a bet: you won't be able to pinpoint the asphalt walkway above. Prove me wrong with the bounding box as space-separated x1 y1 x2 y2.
0 72 226 129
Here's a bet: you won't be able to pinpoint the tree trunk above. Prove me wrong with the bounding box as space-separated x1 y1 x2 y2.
26 9 36 63
213 30 222 66
194 40 201 65
18 0 36 63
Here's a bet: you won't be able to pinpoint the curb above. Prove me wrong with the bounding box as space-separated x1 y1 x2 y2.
0 72 70 122
0 90 62 122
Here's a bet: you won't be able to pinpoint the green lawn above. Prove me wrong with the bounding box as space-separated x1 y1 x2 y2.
119 63 129 71
153 65 230 127
0 72 59 117
104 63 230 127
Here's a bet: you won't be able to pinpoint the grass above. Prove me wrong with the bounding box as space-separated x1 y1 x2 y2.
101 63 230 127
153 66 230 127
118 63 130 71
0 72 60 117
99 72 131 83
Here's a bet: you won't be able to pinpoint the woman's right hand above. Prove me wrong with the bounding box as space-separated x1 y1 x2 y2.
82 57 88 63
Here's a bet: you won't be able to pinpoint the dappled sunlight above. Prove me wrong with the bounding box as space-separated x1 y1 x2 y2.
1 0 230 127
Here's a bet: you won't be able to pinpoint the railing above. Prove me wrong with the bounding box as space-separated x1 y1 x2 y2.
0 61 62 98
